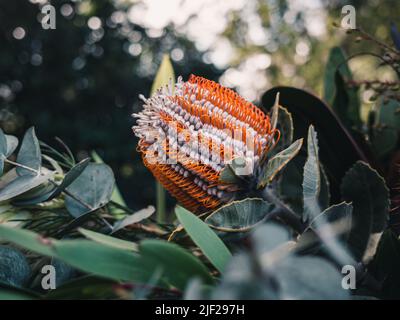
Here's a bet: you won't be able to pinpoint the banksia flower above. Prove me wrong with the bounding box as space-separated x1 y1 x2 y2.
133 75 279 214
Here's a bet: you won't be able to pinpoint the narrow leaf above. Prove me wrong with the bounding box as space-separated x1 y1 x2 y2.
151 54 175 96
78 228 138 251
175 206 232 273
302 125 321 222
258 138 303 188
140 240 214 290
112 206 155 233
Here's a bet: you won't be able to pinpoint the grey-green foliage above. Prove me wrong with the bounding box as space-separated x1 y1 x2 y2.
205 198 274 232
16 127 41 176
302 125 322 222
324 47 361 128
341 161 390 261
0 246 31 288
0 129 19 176
65 163 115 217
371 98 400 158
199 223 350 300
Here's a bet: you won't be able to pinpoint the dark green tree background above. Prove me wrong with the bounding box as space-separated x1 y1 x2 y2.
0 0 399 210
0 0 221 209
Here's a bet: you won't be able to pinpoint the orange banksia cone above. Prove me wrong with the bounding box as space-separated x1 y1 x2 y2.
133 75 279 214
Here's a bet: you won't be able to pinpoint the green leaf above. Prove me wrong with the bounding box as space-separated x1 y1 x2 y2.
302 125 321 222
140 240 214 290
377 98 400 129
258 138 303 188
0 169 55 203
0 225 55 257
112 206 155 233
308 202 353 238
371 98 400 158
219 164 241 184
0 284 37 300
278 155 330 214
0 129 7 157
323 47 361 128
11 179 55 206
52 240 153 283
274 256 350 300
151 54 175 96
91 151 127 209
371 126 398 158
0 129 7 176
16 127 41 176
319 165 331 211
252 223 291 254
205 198 274 232
5 135 18 158
65 163 115 217
44 276 117 300
341 161 390 260
47 158 90 201
368 230 400 299
175 206 232 273
78 228 138 251
262 86 367 204
0 132 18 176
271 106 294 154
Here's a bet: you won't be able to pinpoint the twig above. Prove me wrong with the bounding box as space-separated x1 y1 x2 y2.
4 158 112 232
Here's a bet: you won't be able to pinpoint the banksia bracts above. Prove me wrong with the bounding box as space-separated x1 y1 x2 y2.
132 75 280 214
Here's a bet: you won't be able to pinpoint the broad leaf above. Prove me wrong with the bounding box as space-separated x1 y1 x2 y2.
0 169 55 203
5 135 18 158
175 206 232 273
205 198 274 232
308 202 353 239
79 228 138 251
47 158 90 201
368 230 400 299
16 127 41 176
341 161 390 260
274 256 350 300
92 151 127 211
65 163 115 217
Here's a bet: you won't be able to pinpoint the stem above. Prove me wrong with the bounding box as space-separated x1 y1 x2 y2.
156 181 166 223
262 188 306 234
5 158 112 232
4 159 38 174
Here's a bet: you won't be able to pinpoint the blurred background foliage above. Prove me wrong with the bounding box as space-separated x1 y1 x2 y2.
0 0 399 210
